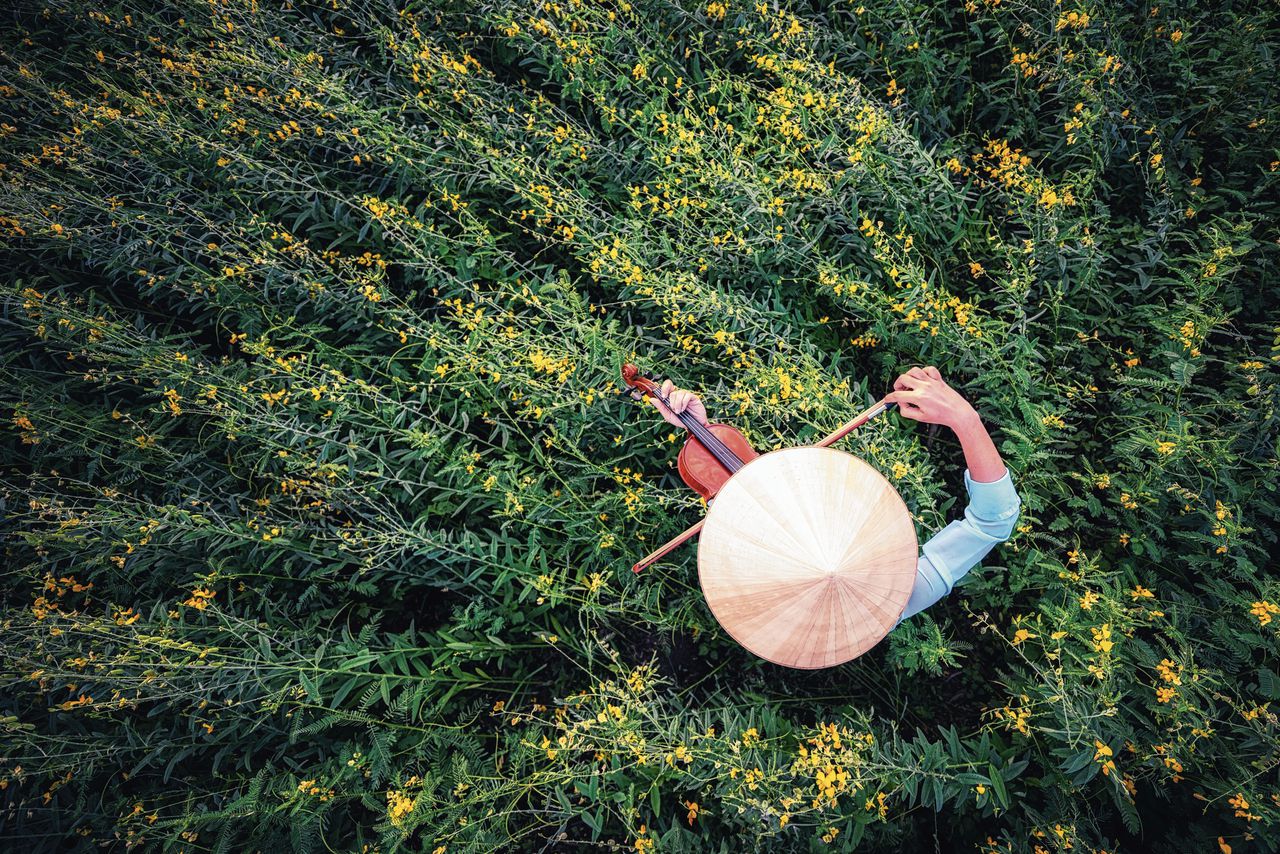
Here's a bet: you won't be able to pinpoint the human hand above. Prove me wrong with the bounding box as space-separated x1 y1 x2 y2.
883 366 979 430
648 379 708 427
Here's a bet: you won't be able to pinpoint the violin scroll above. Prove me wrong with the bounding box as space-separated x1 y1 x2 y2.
621 362 661 400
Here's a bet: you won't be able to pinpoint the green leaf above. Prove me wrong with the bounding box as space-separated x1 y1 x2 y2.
1062 747 1095 774
583 807 603 841
988 764 1009 810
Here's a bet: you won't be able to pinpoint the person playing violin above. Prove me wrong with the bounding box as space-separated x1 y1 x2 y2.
647 365 1022 628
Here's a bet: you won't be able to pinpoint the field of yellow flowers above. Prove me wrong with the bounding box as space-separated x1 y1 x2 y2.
2 0 1278 851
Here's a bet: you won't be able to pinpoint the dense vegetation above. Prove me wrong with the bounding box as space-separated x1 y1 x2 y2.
2 0 1278 850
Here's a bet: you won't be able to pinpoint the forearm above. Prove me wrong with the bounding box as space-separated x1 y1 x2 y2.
885 368 1021 629
893 427 1022 629
950 409 1007 483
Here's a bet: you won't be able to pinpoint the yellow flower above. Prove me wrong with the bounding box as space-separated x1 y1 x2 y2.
1155 440 1176 455
1249 601 1279 626
1055 10 1090 30
182 586 216 610
386 789 416 826
1093 739 1113 760
1156 658 1182 685
891 462 909 479
1228 792 1259 821
57 694 93 711
1090 623 1114 654
1012 628 1037 646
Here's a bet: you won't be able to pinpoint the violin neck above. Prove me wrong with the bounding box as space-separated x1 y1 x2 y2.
678 410 744 473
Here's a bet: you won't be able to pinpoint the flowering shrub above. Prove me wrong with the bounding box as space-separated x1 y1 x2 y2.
1 0 1277 851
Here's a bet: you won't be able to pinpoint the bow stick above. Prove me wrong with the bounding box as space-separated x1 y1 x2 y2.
631 394 898 574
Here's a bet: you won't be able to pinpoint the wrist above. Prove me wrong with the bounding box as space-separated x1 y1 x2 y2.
948 406 983 436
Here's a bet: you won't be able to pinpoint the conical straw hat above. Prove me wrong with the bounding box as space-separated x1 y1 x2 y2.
697 446 918 669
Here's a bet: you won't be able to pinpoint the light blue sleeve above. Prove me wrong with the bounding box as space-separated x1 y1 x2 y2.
892 466 1022 629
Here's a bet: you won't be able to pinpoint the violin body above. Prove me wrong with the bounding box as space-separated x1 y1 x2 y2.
678 423 759 500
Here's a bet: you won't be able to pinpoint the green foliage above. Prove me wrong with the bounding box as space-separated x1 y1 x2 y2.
886 612 971 677
1 0 1278 851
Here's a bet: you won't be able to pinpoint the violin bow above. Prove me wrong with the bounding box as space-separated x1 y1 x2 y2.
630 394 898 574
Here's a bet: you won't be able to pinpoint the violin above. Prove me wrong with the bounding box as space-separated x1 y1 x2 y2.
621 363 759 501
621 363 898 573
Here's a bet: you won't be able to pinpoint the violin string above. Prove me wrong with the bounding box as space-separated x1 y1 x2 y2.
642 376 745 473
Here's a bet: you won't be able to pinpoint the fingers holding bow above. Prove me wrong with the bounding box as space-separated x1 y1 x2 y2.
885 388 924 419
883 365 977 429
887 365 945 420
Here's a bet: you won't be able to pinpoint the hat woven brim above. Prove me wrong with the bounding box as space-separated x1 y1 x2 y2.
697 446 918 669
